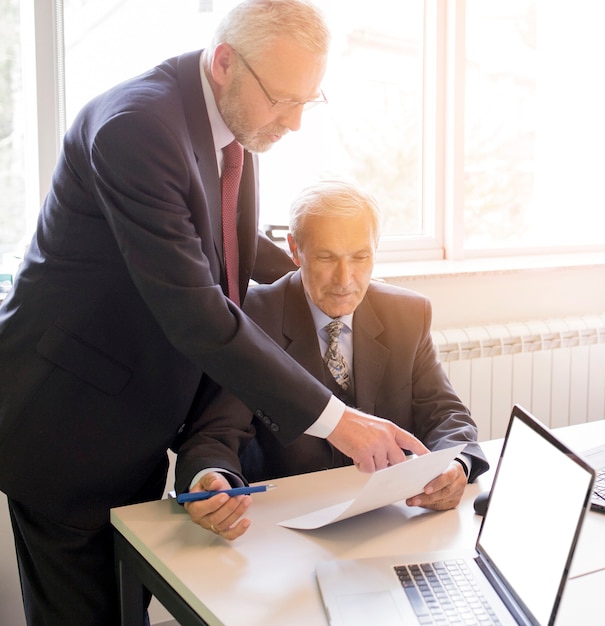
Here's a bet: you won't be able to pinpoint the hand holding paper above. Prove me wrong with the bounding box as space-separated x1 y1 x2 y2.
327 410 431 472
279 444 466 530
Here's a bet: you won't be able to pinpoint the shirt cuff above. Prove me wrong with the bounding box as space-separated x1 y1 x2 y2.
188 467 244 492
454 454 472 480
304 395 346 439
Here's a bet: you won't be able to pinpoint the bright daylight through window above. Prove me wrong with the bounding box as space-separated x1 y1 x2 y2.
1 0 604 274
464 0 605 252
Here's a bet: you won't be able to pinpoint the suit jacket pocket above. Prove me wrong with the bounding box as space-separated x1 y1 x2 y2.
36 323 132 395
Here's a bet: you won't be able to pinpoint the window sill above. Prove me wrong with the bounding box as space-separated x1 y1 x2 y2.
373 252 605 281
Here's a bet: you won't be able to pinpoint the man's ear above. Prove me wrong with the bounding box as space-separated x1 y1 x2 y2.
210 43 236 87
287 234 301 267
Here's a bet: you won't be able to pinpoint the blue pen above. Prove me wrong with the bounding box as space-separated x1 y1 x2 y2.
177 484 276 503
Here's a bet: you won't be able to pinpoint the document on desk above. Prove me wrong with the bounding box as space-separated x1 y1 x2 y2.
279 444 466 530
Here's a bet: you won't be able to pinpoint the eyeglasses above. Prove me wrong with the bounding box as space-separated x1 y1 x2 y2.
232 49 327 111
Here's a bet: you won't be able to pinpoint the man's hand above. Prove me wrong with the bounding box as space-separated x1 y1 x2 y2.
406 461 467 511
183 472 252 540
327 408 429 472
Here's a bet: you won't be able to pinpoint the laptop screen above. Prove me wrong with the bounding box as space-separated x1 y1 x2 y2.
476 407 594 625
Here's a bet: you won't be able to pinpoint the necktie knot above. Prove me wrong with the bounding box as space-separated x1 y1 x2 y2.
325 320 344 342
324 320 350 390
223 139 243 170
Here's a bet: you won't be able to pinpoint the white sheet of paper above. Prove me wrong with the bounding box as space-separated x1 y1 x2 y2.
278 444 466 529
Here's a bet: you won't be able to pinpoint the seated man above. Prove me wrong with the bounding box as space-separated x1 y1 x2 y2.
177 180 488 538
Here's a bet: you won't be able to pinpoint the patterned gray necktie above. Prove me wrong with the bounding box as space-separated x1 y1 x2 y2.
324 320 351 390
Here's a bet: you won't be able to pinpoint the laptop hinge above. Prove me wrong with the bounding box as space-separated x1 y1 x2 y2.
474 554 538 626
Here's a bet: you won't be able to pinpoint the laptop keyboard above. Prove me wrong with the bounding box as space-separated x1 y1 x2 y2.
395 560 502 625
594 469 605 501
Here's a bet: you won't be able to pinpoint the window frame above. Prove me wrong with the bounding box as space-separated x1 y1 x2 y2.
25 0 605 267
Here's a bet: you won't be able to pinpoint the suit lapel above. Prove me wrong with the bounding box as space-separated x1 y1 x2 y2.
176 50 223 274
352 295 390 414
176 50 258 301
282 273 328 381
281 274 390 407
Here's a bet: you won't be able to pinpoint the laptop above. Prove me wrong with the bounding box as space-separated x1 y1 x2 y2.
316 405 595 626
580 443 605 513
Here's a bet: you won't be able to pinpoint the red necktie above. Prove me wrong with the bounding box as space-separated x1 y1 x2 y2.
221 140 244 305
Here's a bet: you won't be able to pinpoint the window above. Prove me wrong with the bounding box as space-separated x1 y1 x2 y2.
61 0 427 259
464 0 605 254
0 0 27 259
258 0 426 256
3 0 604 270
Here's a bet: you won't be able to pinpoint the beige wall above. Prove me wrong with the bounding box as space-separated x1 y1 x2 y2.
379 260 605 330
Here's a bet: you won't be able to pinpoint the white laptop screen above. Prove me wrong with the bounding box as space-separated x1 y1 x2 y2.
477 413 593 624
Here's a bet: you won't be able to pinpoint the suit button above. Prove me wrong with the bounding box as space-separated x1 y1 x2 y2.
254 409 264 419
270 423 279 432
261 416 271 426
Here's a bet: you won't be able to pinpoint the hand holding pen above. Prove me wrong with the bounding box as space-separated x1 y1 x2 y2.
181 471 271 540
177 484 276 503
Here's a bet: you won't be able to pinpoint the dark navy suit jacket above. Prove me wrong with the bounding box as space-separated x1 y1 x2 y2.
0 51 332 527
179 271 489 485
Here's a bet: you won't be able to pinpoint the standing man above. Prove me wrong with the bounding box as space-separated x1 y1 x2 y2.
179 181 489 536
0 2 426 624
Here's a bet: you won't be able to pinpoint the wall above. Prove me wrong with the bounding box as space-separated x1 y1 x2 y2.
378 255 605 330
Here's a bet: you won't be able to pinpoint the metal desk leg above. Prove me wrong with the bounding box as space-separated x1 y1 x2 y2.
113 530 209 626
115 532 147 626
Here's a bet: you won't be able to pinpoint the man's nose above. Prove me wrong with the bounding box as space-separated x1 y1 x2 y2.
334 261 352 285
277 105 304 132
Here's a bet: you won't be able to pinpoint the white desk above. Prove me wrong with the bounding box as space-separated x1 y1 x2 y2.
111 420 605 626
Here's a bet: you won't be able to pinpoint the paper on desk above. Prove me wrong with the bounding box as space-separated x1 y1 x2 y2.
278 444 466 530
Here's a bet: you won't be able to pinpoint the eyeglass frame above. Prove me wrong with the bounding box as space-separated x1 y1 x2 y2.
231 48 327 110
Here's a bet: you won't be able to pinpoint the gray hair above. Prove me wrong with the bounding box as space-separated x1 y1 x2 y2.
289 180 382 248
208 0 330 63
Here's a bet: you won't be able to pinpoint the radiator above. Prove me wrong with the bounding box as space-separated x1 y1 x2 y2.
432 315 605 441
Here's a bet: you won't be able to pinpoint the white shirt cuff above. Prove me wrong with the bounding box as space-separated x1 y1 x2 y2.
454 453 472 479
304 395 346 438
188 467 244 491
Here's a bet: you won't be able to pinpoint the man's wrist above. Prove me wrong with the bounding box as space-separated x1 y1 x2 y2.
454 454 471 480
187 468 244 492
304 395 346 438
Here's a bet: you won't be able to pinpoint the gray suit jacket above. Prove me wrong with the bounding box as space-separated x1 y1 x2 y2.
178 271 489 487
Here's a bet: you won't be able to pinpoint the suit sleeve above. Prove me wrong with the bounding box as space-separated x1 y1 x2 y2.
174 382 256 494
409 299 489 483
252 231 296 284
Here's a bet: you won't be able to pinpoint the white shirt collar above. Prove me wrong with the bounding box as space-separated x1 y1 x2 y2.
199 55 235 172
304 291 354 334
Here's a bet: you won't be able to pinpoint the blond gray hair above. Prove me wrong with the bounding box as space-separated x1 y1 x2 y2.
207 0 330 64
289 180 382 248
